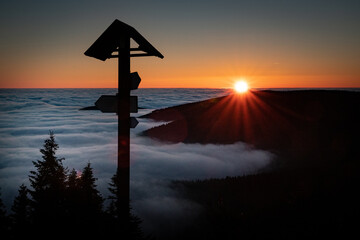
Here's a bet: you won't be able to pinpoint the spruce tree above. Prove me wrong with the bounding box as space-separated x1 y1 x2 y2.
79 162 103 220
0 189 11 237
66 163 104 238
108 170 120 215
65 168 81 228
67 168 79 191
108 170 145 240
11 184 31 238
28 131 68 234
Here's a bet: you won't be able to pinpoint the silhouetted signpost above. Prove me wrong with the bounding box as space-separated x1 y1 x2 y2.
84 19 163 221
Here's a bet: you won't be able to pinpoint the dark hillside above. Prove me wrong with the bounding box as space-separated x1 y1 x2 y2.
141 90 360 239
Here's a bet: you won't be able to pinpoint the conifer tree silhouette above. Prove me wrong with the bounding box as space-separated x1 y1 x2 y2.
67 168 79 191
78 162 104 235
65 163 105 238
11 184 31 238
0 189 11 238
79 162 103 214
108 170 145 240
66 168 80 208
28 131 68 236
3 132 148 239
108 169 123 219
64 168 81 232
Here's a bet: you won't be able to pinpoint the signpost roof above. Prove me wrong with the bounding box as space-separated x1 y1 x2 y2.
84 19 164 61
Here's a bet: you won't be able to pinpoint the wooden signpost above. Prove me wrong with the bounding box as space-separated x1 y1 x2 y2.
84 19 163 220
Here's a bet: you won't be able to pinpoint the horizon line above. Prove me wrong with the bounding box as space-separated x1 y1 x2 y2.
1 87 360 90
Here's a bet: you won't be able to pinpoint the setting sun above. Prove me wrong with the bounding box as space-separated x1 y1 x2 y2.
234 81 249 93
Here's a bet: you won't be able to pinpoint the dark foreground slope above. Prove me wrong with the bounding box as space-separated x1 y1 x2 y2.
140 90 360 239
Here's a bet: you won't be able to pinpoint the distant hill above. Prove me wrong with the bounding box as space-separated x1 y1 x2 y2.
140 90 360 168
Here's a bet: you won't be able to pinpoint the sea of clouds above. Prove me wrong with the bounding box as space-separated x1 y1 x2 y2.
0 88 273 236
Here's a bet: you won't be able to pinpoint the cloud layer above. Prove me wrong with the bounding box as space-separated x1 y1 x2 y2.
0 88 273 237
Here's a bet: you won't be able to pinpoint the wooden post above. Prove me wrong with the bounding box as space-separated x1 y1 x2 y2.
117 37 130 219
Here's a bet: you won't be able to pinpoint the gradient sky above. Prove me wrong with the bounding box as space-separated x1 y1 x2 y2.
0 0 359 88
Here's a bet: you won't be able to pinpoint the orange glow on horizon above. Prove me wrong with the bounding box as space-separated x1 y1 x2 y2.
0 59 359 89
1 75 359 89
1 45 359 89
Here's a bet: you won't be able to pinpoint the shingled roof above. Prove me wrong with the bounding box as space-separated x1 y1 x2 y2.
85 19 164 61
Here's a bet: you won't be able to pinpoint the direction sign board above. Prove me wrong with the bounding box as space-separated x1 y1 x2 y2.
130 72 141 90
130 117 139 128
95 95 138 113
